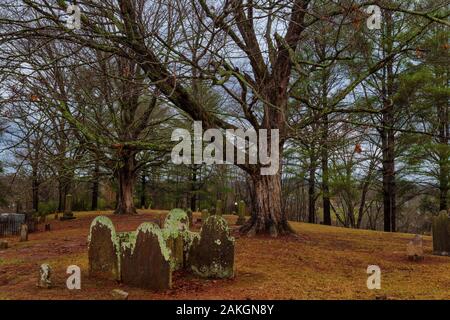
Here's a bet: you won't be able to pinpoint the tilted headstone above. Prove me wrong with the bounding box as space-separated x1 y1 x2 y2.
432 211 450 256
215 200 223 216
38 264 52 288
88 216 121 280
162 209 189 270
187 215 235 279
201 209 209 224
407 234 424 261
61 194 75 220
121 222 172 291
236 200 246 225
20 223 28 242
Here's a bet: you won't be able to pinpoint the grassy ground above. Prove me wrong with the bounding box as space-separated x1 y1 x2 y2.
0 209 448 300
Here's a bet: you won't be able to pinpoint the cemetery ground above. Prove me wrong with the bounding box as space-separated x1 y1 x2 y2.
0 210 449 300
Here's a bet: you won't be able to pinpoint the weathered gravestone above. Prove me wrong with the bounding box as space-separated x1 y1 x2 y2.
188 215 235 279
236 201 246 225
432 210 450 256
407 234 424 261
88 216 121 280
61 194 76 221
201 209 209 224
162 209 189 270
38 264 52 288
121 222 172 291
20 223 28 242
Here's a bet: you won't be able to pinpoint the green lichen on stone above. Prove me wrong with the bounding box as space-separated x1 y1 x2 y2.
124 222 172 262
88 216 122 254
188 215 235 279
163 208 189 237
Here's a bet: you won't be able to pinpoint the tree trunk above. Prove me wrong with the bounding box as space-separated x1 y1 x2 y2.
240 172 293 237
140 169 147 209
308 152 317 223
321 114 331 225
438 104 449 211
114 152 137 215
91 161 100 211
190 165 198 212
381 11 396 232
32 169 39 212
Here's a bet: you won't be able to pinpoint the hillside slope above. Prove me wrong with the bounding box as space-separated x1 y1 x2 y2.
0 210 448 300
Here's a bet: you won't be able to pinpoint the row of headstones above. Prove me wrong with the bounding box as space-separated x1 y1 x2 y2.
187 200 247 226
88 209 235 291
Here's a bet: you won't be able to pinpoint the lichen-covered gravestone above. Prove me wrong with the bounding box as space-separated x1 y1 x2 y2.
188 215 235 279
407 234 424 261
236 201 246 225
121 223 172 291
88 216 121 280
38 264 52 288
432 211 450 256
163 209 189 270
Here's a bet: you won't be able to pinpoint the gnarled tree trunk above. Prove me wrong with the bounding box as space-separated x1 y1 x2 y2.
114 152 137 215
240 172 293 237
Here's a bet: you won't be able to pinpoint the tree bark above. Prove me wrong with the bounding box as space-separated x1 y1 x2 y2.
91 161 100 211
114 152 137 215
140 169 147 209
308 152 317 223
321 114 331 225
438 103 449 211
240 171 293 237
32 168 39 212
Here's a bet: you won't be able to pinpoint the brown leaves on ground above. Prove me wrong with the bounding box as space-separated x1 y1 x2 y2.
0 210 449 300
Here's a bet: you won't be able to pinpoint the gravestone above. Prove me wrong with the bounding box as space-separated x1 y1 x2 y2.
236 201 246 225
407 234 424 261
215 200 223 216
121 222 172 291
201 209 209 224
61 194 76 220
188 215 235 279
88 216 121 280
20 223 28 242
163 209 189 270
38 264 52 288
0 240 8 249
432 210 450 256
